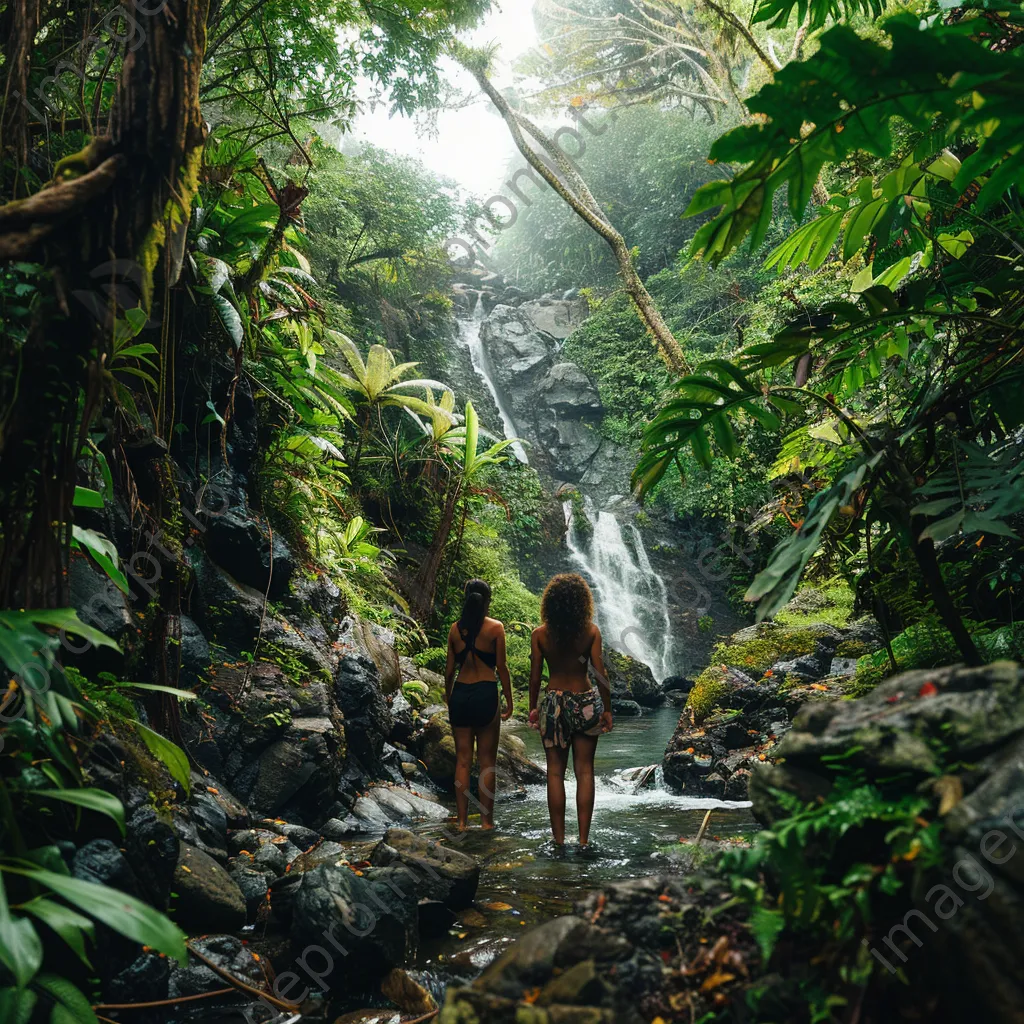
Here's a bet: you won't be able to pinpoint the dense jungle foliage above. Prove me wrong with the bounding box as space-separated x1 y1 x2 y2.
0 0 1023 1017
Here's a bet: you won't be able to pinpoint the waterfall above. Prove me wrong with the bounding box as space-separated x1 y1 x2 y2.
457 300 528 463
563 499 675 680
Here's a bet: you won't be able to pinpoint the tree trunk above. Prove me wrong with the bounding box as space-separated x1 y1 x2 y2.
910 532 983 666
0 0 212 608
412 481 460 623
461 57 690 378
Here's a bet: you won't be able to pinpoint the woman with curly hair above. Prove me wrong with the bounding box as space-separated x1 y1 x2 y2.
444 578 514 830
528 573 613 852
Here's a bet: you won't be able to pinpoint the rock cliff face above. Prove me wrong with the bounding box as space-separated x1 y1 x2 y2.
477 300 631 500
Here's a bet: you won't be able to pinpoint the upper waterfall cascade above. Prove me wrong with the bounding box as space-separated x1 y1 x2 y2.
457 301 528 463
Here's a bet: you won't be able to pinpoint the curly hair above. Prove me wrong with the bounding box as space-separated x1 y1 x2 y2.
541 573 594 645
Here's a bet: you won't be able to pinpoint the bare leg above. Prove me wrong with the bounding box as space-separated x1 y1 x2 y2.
475 710 500 828
452 725 475 830
544 745 570 845
572 734 599 846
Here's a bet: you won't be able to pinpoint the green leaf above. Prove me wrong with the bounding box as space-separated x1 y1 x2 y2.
3 868 187 965
19 900 94 966
34 975 98 1024
0 987 36 1024
30 789 125 835
111 682 197 700
72 487 103 509
212 295 244 349
134 723 191 796
70 527 129 595
0 876 43 988
750 905 786 962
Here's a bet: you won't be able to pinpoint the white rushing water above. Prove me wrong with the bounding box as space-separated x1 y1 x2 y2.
457 300 528 463
564 498 675 681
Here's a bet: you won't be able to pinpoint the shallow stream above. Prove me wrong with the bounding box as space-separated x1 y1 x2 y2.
408 708 755 999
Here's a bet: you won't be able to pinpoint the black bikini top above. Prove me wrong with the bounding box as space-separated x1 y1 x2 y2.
454 629 498 668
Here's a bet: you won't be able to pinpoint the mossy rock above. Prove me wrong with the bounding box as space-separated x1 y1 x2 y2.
685 666 729 722
713 622 831 675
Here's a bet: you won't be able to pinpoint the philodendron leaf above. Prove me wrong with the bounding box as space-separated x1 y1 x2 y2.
0 875 43 988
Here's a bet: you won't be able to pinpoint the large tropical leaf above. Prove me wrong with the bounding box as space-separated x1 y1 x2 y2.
745 453 884 618
2 867 187 966
633 361 784 494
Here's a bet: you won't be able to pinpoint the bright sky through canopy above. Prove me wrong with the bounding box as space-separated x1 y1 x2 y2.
350 0 539 199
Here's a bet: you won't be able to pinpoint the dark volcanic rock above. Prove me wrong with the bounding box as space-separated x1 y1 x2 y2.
290 863 416 983
73 839 141 897
747 661 1024 1024
335 651 390 776
370 828 480 910
206 505 295 599
172 842 246 933
125 807 179 909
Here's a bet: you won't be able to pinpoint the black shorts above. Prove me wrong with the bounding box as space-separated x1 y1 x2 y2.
449 680 499 728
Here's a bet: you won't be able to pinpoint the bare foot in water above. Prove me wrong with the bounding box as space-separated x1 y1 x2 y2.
481 822 495 831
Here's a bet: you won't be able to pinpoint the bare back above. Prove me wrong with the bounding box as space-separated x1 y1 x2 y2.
448 616 503 683
531 622 601 692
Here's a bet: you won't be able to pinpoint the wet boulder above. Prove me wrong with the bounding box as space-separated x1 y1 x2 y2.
519 297 586 340
340 615 402 695
290 863 416 983
167 935 270 1019
410 711 545 791
172 842 247 933
611 699 642 717
605 648 663 707
125 807 179 909
335 651 390 777
440 914 643 1024
747 661 1024 1023
370 828 480 910
205 503 294 599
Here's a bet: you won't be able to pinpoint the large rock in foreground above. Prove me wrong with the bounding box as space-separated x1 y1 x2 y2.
750 661 1024 1023
441 875 754 1024
370 828 480 909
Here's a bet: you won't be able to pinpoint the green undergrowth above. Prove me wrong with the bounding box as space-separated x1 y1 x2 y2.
851 617 1024 696
774 582 854 628
725 761 944 1020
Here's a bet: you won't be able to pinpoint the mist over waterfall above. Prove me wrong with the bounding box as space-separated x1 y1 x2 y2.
563 499 675 681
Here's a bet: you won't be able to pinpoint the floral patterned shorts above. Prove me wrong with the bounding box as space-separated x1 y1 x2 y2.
539 687 604 749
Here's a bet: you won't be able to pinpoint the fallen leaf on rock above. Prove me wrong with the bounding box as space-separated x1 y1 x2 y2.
701 970 735 992
918 682 938 698
810 683 828 691
522 987 541 1004
935 774 963 816
482 901 513 911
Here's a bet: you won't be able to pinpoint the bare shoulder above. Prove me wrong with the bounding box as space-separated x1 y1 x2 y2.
531 623 547 644
589 623 602 643
484 616 505 632
448 621 460 640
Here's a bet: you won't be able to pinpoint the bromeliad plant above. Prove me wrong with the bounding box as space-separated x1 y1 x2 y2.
635 2 1024 666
